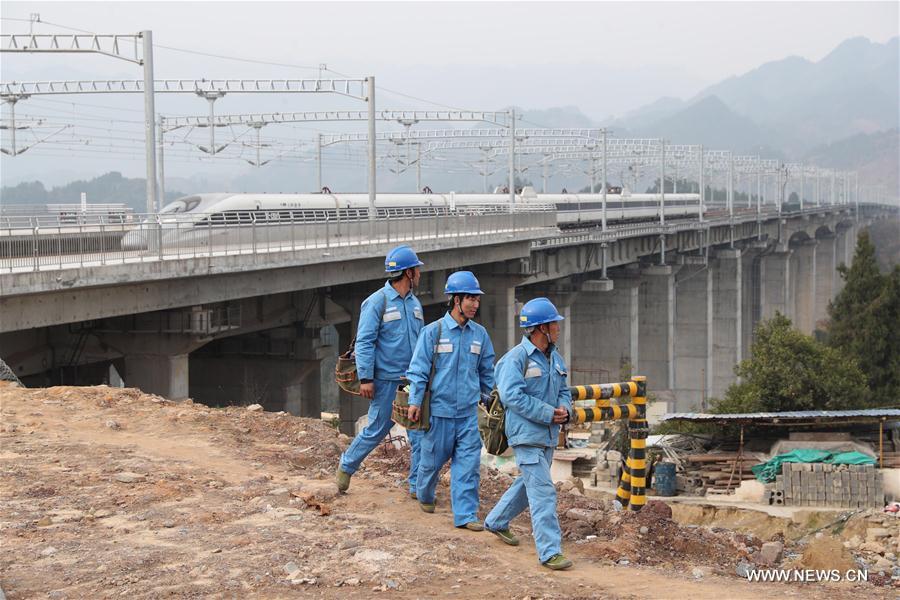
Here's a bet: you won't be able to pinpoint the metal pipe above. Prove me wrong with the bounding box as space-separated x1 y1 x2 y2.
8 97 16 155
831 169 836 205
367 76 376 221
659 139 666 226
141 30 158 213
601 242 608 279
157 116 165 205
208 96 215 154
256 126 262 168
698 144 704 224
316 133 322 190
416 143 421 192
508 108 516 208
756 155 761 218
590 155 596 194
601 129 608 231
816 168 821 206
728 151 734 219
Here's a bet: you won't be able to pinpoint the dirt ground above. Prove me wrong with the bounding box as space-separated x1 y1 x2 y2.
0 383 894 599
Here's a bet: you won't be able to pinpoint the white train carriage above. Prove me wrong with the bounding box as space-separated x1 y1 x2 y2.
120 189 700 250
534 191 700 225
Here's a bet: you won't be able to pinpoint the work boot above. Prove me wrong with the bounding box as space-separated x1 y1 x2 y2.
419 501 435 513
542 554 573 571
459 521 484 532
488 528 520 546
335 467 351 493
409 490 417 500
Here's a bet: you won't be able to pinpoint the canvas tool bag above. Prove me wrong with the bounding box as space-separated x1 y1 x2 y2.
478 388 508 456
392 321 440 432
478 356 530 456
334 291 388 395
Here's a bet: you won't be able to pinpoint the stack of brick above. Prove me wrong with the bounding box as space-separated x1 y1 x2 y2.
771 463 884 507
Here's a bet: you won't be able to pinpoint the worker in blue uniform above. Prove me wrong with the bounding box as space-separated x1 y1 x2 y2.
484 297 574 570
406 271 495 530
337 245 425 495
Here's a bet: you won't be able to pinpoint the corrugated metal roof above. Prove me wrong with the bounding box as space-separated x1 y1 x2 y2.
661 409 900 423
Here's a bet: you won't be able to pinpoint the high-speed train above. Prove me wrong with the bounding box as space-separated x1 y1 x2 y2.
120 187 700 250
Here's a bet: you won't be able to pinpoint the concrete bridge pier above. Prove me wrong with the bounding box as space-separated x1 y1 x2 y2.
533 280 580 370
834 223 856 297
740 245 766 359
792 239 818 334
711 248 742 399
478 274 525 358
814 233 837 326
639 264 679 396
125 353 191 400
570 273 639 383
94 332 209 400
760 249 793 322
188 327 331 416
673 263 712 411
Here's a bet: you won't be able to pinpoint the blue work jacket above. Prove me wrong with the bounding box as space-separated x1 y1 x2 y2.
496 336 573 448
355 281 424 381
407 312 495 418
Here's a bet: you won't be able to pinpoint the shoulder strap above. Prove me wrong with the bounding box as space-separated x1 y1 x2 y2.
349 288 390 351
425 321 442 394
380 289 389 319
374 289 389 336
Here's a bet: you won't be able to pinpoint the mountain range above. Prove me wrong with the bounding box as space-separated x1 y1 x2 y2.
611 36 898 158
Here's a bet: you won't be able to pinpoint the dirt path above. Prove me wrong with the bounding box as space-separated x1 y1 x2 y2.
0 384 890 599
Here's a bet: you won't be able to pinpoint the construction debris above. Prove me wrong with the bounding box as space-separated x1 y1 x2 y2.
0 385 893 597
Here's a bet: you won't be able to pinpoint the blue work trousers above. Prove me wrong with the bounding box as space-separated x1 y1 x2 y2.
340 378 399 474
485 445 562 563
416 411 482 527
407 429 423 494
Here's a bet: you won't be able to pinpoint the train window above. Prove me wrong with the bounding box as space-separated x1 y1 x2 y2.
182 196 202 212
160 201 185 214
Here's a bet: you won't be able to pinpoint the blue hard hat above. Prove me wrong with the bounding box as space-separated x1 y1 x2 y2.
444 271 484 295
519 297 565 328
385 245 424 273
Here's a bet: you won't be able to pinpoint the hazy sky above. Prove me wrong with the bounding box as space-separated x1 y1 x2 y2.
1 1 897 188
3 1 897 104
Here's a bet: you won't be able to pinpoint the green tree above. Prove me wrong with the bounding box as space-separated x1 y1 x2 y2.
827 231 899 406
712 313 869 414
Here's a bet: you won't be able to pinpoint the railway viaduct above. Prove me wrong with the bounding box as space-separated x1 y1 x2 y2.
0 203 893 433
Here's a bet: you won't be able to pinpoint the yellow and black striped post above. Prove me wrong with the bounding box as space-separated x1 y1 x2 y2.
567 376 649 512
627 376 648 511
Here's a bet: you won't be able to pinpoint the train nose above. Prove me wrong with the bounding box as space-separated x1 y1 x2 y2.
120 229 149 250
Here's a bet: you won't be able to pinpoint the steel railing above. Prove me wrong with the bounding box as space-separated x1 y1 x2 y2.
0 203 556 274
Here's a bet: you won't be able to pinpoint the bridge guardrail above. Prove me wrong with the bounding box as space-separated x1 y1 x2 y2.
530 204 861 249
0 204 557 274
